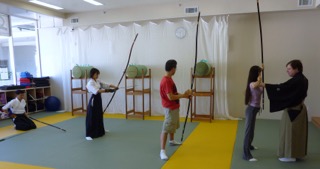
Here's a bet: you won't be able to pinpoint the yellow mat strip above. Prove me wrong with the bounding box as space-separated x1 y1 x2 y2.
0 112 165 139
0 161 53 169
1 113 237 169
0 112 76 169
162 120 238 169
0 112 76 139
32 113 76 128
103 113 191 122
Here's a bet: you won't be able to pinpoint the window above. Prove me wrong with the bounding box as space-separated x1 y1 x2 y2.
0 36 15 85
0 14 41 86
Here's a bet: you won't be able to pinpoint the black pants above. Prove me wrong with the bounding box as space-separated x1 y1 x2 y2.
86 93 105 138
243 106 260 160
13 114 37 131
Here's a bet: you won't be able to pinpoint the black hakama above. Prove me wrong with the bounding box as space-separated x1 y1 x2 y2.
265 72 308 158
86 93 105 138
13 114 37 131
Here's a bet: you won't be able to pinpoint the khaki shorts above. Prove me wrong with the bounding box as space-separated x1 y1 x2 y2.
162 108 180 133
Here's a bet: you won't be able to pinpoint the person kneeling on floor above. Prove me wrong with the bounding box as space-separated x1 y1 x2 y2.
2 90 36 131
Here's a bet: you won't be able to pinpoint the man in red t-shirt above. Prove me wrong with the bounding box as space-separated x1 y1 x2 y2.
159 59 192 160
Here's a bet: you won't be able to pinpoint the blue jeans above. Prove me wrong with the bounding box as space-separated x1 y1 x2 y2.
243 105 260 160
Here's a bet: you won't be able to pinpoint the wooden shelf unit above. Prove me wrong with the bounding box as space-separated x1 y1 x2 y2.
125 69 151 120
312 117 320 128
0 86 51 118
190 67 215 122
70 70 88 116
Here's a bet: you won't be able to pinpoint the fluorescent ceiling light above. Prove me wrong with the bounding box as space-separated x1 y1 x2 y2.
83 0 103 6
29 0 63 10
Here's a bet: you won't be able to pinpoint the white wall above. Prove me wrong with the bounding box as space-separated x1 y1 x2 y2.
228 9 320 120
42 8 320 120
316 0 320 7
26 1 320 120
1 0 317 20
65 0 317 26
67 9 320 120
43 10 320 119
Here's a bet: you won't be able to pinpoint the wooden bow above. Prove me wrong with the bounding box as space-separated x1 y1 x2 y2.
257 0 265 109
181 12 201 141
103 33 139 112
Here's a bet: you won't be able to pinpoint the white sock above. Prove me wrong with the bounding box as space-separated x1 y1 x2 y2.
86 137 93 141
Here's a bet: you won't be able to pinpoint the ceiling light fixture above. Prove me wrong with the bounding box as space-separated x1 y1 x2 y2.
29 0 63 10
83 0 103 6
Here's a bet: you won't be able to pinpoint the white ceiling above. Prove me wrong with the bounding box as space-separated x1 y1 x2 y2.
21 0 193 14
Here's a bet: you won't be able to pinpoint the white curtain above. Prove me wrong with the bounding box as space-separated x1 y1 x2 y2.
39 15 232 118
199 16 234 119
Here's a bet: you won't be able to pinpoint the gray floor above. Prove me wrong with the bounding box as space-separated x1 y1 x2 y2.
231 119 320 169
0 117 198 169
2 115 319 169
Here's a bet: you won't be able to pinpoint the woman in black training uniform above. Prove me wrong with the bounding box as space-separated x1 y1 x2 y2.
85 68 118 140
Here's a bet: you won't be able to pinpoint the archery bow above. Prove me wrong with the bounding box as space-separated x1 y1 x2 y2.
103 33 139 112
257 0 265 109
181 12 201 142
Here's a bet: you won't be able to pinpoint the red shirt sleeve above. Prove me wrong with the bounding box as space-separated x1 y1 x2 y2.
160 76 179 110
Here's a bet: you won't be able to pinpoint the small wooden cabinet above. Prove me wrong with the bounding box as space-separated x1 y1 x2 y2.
125 69 151 120
25 87 51 112
70 70 88 116
190 67 215 122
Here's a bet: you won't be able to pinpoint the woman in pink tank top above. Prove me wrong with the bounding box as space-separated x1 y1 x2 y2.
243 65 264 162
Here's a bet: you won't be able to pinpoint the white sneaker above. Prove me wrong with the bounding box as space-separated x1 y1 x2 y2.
160 150 168 160
169 140 182 146
278 157 296 162
85 137 93 141
249 158 258 162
